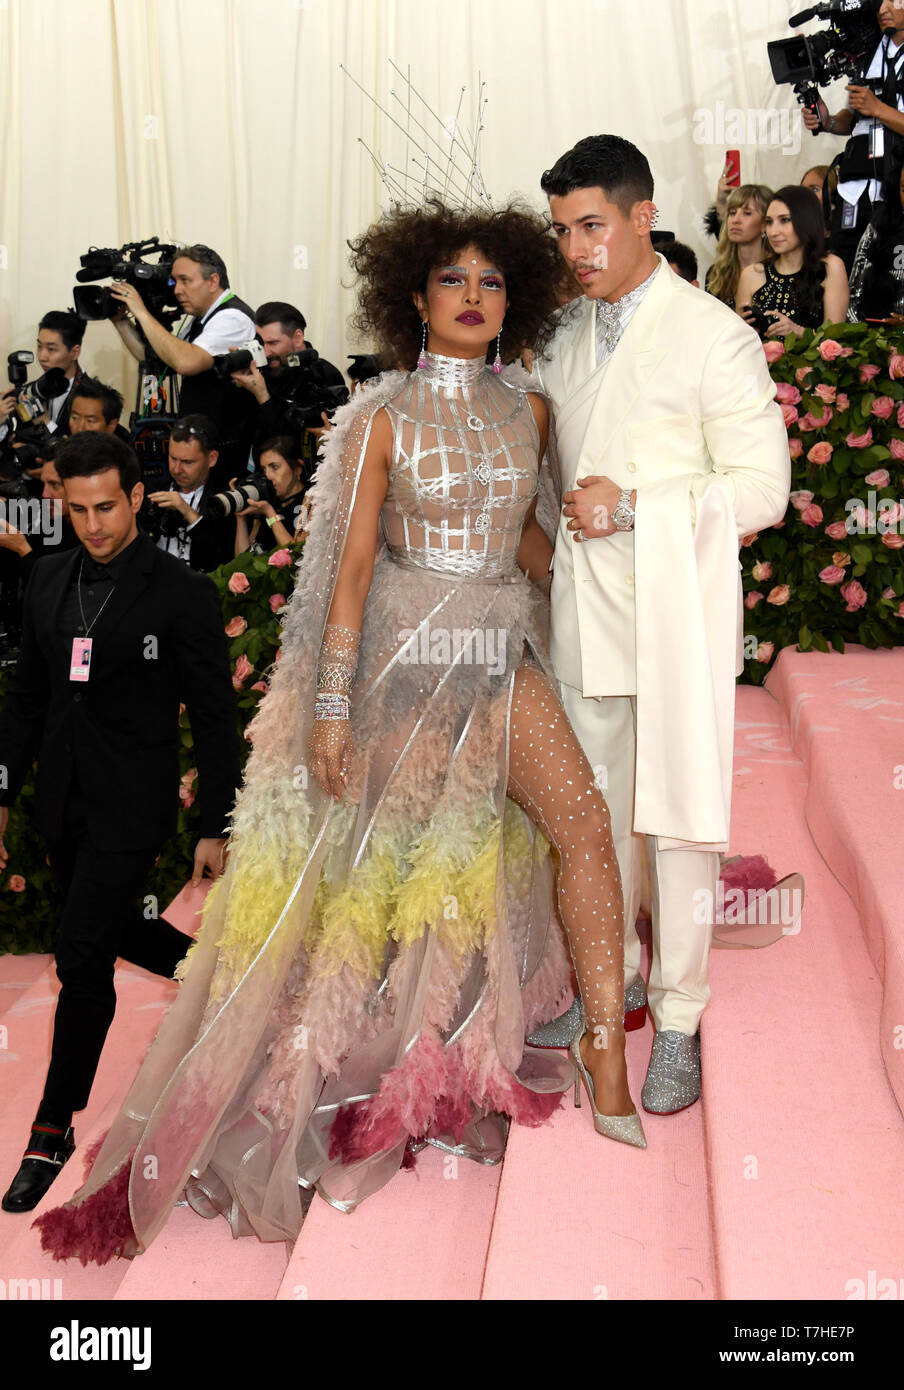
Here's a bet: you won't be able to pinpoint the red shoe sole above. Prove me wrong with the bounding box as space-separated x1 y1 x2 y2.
624 1004 647 1032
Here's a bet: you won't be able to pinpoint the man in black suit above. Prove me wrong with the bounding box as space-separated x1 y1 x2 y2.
145 414 236 571
0 431 240 1212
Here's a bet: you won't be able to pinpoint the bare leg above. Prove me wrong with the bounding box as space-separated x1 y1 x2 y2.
507 665 634 1117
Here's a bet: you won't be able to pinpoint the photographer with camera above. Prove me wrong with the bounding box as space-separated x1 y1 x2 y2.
0 312 86 457
0 429 240 1213
802 0 904 270
144 415 235 572
0 440 79 575
232 434 311 557
111 245 258 482
229 301 347 450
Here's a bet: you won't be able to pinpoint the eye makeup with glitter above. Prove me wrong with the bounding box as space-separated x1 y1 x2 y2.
435 265 506 289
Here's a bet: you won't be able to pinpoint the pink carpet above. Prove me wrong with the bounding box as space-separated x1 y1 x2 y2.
1 658 902 1299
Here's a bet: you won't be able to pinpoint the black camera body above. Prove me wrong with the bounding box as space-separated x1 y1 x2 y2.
268 349 350 432
73 236 180 326
769 0 881 125
0 352 68 478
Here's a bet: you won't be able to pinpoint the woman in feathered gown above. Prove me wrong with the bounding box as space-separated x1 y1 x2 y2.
36 201 644 1265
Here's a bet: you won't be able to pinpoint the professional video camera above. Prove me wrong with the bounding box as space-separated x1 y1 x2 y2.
72 236 180 326
768 1 882 130
0 351 69 481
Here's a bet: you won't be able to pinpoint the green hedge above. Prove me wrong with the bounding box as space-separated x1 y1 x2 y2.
0 543 301 955
742 321 904 684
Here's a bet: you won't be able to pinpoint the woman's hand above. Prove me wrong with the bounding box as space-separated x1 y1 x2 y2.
764 311 800 337
308 718 354 801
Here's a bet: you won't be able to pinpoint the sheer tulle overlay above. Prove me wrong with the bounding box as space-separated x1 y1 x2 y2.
35 360 577 1263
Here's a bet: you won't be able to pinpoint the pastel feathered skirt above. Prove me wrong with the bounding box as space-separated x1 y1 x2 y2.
36 551 574 1263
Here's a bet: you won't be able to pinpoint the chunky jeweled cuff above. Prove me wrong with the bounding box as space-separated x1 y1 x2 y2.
314 624 360 721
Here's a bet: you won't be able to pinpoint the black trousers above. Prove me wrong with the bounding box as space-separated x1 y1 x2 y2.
40 792 193 1118
828 188 873 277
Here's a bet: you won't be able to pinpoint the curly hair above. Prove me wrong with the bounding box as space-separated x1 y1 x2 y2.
348 198 563 370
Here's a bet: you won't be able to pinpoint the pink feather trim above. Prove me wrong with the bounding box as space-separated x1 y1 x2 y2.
32 1150 136 1266
719 854 778 893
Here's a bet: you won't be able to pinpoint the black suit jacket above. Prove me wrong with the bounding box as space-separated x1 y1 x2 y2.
0 534 240 850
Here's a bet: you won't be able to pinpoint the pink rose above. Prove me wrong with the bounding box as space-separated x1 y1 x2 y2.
790 490 814 510
819 565 846 585
890 437 904 460
841 580 868 612
745 591 764 609
251 680 269 693
752 560 773 582
806 442 833 466
813 383 836 403
268 593 287 613
788 438 803 459
740 532 760 547
224 615 247 638
767 584 791 605
763 341 785 363
881 531 904 549
846 429 873 449
897 603 904 619
898 403 904 430
831 552 851 568
818 339 843 361
889 354 904 380
781 403 799 429
795 366 814 386
775 382 802 405
800 503 824 527
228 571 251 596
883 586 896 599
836 393 850 412
865 468 891 488
232 653 254 689
7 875 26 893
268 549 292 568
180 767 198 787
880 500 904 526
178 786 195 809
840 348 854 358
772 520 786 529
798 410 831 432
825 521 849 540
756 641 775 663
871 396 895 420
859 363 881 382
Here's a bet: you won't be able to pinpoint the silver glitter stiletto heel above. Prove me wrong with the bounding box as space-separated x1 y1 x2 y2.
569 1029 646 1149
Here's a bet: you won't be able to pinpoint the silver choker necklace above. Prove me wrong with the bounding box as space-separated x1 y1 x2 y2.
418 351 487 390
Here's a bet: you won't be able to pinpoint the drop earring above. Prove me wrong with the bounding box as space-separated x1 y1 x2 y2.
492 330 502 374
417 320 428 370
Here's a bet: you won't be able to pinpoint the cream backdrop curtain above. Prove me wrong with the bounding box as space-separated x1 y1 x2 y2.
0 0 851 403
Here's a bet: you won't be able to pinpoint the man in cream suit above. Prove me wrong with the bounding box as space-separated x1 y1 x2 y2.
533 135 790 1112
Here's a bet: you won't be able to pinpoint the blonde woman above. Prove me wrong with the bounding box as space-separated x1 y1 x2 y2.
705 184 774 307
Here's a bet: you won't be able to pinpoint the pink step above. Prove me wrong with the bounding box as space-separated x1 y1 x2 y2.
114 1205 287 1301
277 1145 500 1300
704 683 904 1299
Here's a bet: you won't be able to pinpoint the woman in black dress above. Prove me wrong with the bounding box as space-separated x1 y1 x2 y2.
735 185 849 337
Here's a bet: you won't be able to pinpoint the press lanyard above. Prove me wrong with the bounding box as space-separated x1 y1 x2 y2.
70 558 117 682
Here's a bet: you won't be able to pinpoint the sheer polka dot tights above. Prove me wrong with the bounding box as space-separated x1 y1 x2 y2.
507 665 624 1042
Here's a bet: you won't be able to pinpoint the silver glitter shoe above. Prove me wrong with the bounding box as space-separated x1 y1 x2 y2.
641 1030 701 1114
527 976 647 1047
569 1030 646 1148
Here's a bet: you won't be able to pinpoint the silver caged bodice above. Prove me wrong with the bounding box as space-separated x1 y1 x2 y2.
380 352 538 581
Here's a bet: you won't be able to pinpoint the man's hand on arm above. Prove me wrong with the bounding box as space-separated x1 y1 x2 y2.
191 836 228 887
562 475 636 541
229 357 270 403
110 283 214 376
0 519 32 557
147 491 201 525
